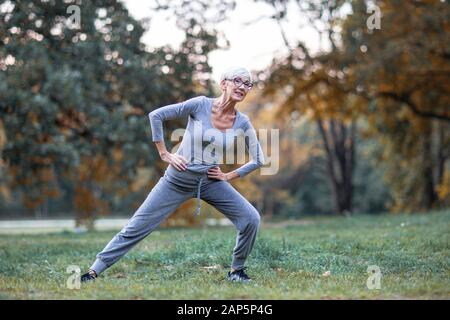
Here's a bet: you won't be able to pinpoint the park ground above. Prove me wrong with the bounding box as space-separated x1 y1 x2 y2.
0 210 449 299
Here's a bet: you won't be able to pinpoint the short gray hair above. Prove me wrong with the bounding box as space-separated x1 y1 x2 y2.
220 66 252 83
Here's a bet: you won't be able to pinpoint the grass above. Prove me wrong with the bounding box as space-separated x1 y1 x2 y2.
0 210 449 299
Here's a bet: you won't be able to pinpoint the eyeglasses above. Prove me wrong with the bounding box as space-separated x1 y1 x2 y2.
225 77 254 90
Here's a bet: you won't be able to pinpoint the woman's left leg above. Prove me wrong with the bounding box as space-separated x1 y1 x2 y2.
89 174 193 275
200 180 261 271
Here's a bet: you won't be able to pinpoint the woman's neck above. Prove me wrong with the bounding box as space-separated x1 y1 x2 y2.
214 96 237 115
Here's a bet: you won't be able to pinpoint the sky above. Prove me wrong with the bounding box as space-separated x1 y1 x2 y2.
122 0 330 83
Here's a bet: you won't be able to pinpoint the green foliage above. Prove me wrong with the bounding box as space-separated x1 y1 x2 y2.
1 0 448 221
268 116 391 216
256 0 450 214
0 0 220 221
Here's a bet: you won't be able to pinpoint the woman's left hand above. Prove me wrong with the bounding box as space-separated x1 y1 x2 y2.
207 166 228 181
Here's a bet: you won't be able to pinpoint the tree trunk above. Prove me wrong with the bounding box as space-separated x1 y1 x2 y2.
317 118 356 215
423 124 437 209
436 121 448 187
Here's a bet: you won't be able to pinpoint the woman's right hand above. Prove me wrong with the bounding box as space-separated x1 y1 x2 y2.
160 152 188 171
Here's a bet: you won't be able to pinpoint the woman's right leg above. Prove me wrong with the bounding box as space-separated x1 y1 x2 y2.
89 174 192 275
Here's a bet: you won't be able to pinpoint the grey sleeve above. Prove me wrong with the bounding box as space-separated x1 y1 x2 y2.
148 96 203 142
236 120 266 178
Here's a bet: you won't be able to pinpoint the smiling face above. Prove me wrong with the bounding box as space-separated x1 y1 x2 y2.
219 67 253 103
220 75 252 102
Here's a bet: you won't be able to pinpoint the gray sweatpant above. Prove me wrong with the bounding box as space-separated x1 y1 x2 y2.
89 164 261 275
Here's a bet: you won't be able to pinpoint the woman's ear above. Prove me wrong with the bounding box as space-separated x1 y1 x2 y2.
220 79 227 92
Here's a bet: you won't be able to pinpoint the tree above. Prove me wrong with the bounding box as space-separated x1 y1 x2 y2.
254 0 450 213
340 0 450 211
0 0 222 226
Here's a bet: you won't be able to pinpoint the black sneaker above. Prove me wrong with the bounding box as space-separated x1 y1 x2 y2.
81 270 97 283
226 267 251 283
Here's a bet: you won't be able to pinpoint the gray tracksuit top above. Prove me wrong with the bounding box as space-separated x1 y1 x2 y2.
148 95 265 178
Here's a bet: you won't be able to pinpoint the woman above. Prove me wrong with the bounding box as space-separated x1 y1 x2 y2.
81 66 265 283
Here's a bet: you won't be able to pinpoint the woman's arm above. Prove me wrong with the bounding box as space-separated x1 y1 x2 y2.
234 120 266 178
149 96 203 170
148 96 203 142
154 140 188 171
207 120 265 182
207 167 240 182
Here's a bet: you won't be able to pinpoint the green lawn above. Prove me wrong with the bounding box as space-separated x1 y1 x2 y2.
0 210 449 299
